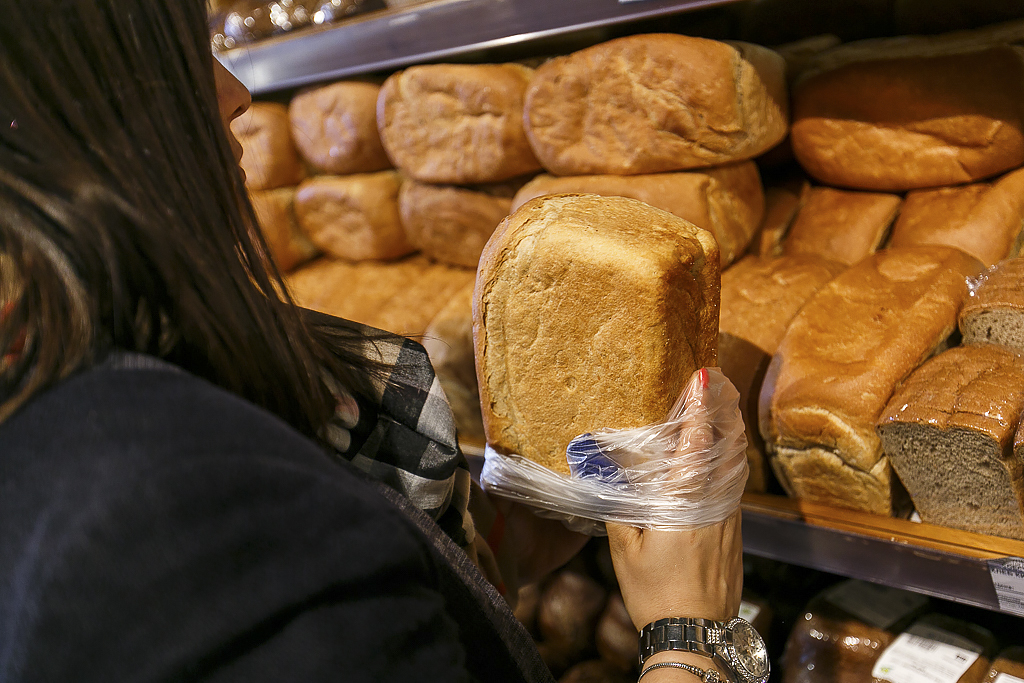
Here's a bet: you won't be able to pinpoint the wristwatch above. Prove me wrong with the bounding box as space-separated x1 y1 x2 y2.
638 617 770 683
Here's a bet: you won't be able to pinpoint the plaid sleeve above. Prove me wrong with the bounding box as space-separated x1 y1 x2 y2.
320 323 476 550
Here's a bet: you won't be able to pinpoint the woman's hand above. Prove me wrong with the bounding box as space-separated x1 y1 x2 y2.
606 510 743 630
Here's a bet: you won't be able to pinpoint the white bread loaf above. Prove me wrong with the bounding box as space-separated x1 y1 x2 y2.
474 194 720 476
248 187 319 273
759 246 984 514
780 187 901 266
231 102 305 191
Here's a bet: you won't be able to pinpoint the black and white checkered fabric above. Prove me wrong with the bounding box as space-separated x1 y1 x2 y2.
322 324 475 550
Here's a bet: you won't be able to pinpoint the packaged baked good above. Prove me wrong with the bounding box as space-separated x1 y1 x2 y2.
377 63 541 184
474 194 720 476
510 162 764 267
959 257 1024 351
248 187 319 272
719 255 845 492
888 167 1024 267
780 186 901 266
982 646 1024 683
523 34 788 177
293 171 413 262
878 344 1024 540
288 81 392 175
759 246 984 514
231 102 306 191
872 613 996 683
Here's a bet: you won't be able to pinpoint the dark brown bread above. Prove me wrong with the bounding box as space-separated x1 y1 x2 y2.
781 187 901 266
760 246 984 514
878 344 1024 540
523 34 788 176
959 257 1024 351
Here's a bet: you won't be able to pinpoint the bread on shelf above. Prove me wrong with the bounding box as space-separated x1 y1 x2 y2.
959 256 1024 351
753 180 810 258
877 344 1024 540
248 187 319 273
759 246 984 515
231 102 306 191
474 194 720 476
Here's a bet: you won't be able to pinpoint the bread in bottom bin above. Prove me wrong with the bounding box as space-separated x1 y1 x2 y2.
959 256 1024 352
877 344 1024 540
982 646 1024 682
871 613 996 683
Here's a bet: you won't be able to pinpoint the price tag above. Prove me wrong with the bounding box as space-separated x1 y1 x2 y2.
823 579 927 629
988 557 1024 617
993 674 1024 683
872 623 982 683
738 600 761 623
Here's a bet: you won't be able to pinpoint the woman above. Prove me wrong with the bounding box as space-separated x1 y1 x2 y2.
0 1 743 681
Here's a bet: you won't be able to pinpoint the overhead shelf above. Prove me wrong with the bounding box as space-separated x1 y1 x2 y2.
741 493 1024 616
217 0 743 94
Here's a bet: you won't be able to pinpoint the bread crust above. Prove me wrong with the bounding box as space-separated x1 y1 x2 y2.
781 187 901 266
288 81 392 175
474 194 720 475
523 34 788 176
231 102 305 191
791 46 1024 191
759 246 984 514
248 187 319 272
377 64 541 184
959 257 1024 353
510 162 764 267
890 167 1024 267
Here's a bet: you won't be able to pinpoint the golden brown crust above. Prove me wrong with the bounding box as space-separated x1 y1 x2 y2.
399 180 515 268
510 162 764 267
523 35 788 176
474 194 720 475
288 81 392 175
889 167 1024 267
961 257 1024 317
293 172 414 262
755 181 810 258
377 64 541 184
759 246 984 514
791 46 1024 191
248 187 319 273
232 102 305 191
781 187 902 266
285 255 475 337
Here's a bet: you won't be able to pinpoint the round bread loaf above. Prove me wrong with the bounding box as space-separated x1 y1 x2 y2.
231 102 305 191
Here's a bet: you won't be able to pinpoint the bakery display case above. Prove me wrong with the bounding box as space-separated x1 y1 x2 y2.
218 0 1024 631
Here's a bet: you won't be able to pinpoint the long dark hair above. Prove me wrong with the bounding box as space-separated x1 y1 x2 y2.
0 0 380 437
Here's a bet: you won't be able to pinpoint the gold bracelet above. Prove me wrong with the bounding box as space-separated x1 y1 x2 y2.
638 661 722 683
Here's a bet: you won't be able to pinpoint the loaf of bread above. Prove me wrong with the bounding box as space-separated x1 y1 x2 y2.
422 283 485 444
248 187 319 273
780 187 902 266
960 257 1024 351
293 171 413 262
889 167 1024 267
719 255 845 492
510 162 764 267
754 181 810 258
760 246 984 514
474 194 720 476
376 63 541 184
791 44 1024 191
878 344 1024 540
523 34 788 176
399 179 520 268
982 646 1024 683
231 102 305 191
288 81 392 175
872 614 995 683
285 255 475 337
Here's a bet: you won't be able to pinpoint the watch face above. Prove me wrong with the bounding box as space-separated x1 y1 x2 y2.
726 619 770 681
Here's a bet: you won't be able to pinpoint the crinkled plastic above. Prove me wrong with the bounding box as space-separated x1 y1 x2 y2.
481 367 748 535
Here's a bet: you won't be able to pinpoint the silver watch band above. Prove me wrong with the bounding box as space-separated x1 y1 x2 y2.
638 617 725 667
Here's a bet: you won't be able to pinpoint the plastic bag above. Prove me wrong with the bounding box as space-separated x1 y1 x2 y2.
480 367 748 535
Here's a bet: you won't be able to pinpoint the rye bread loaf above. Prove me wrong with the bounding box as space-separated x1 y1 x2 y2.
780 187 902 266
288 81 392 175
294 171 414 262
285 255 475 337
792 44 1024 191
510 162 764 267
248 187 319 272
474 194 720 476
889 167 1024 267
759 246 984 514
523 34 788 177
960 257 1024 351
877 344 1024 540
377 63 541 184
719 255 845 492
231 102 305 191
399 178 523 268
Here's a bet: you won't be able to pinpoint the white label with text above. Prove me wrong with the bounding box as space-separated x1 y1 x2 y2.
872 623 982 683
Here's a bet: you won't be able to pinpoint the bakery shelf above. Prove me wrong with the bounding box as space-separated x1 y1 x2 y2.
217 0 744 94
741 493 1024 616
